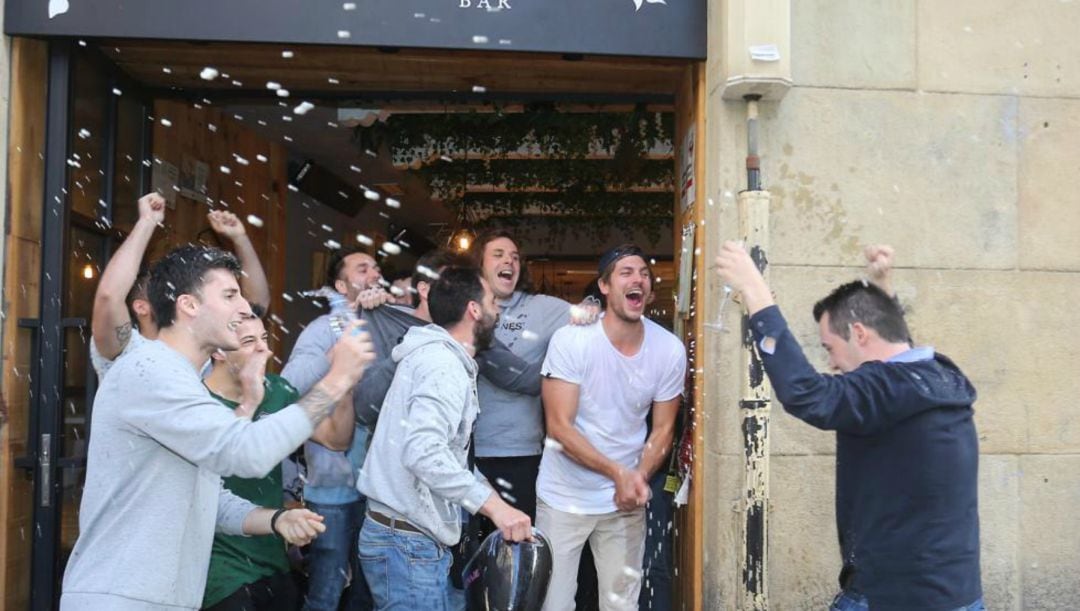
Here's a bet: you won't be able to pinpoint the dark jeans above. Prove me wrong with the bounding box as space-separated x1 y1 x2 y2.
639 470 675 610
204 571 299 611
475 455 541 520
303 499 372 611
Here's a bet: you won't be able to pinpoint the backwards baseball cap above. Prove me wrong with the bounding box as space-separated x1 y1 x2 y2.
598 244 647 277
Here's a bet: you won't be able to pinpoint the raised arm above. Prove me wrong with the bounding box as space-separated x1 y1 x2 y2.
864 244 895 297
91 192 164 359
208 210 270 315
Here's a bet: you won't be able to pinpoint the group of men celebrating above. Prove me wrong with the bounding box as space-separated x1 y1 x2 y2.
59 191 985 611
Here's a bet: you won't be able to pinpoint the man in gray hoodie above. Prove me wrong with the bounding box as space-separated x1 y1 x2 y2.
358 266 533 610
60 245 376 611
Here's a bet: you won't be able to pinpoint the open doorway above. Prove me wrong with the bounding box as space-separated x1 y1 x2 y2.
3 38 704 610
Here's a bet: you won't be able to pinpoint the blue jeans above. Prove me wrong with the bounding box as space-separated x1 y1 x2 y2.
830 592 986 611
639 471 675 611
304 500 371 611
359 517 451 610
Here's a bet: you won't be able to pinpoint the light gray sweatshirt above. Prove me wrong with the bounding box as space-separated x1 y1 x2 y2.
60 339 315 610
475 291 570 457
357 324 493 547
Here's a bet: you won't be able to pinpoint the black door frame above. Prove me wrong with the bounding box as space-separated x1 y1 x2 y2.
22 38 153 611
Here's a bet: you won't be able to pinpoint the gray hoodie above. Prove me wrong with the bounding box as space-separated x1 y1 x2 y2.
357 324 493 547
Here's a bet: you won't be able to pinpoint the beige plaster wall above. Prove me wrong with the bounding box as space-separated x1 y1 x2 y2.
702 2 1080 609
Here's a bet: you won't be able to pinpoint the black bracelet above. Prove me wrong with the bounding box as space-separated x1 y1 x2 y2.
269 508 290 537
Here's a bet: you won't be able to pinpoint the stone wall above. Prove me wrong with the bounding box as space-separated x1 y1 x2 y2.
702 2 1080 609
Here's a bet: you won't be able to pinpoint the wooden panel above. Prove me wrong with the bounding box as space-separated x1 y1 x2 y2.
672 62 706 611
1 36 48 611
149 99 290 361
101 41 685 97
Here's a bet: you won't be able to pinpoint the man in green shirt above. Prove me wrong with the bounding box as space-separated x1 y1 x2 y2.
202 314 347 610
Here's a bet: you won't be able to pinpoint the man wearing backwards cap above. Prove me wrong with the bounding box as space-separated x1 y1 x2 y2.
536 244 687 611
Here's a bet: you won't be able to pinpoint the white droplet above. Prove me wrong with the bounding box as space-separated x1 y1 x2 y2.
472 85 487 93
328 77 340 85
281 50 294 59
256 154 268 163
112 87 123 96
199 67 219 81
276 89 290 98
77 128 91 140
159 118 172 127
325 239 342 250
472 35 489 44
162 67 172 74
382 242 402 255
364 189 380 201
266 81 282 90
521 330 539 341
219 165 231 174
349 165 362 174
234 155 250 166
356 233 374 246
246 215 264 228
337 30 351 39
385 198 401 209
544 437 564 452
343 2 356 9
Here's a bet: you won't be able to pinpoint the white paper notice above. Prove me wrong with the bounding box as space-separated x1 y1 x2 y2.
749 44 781 62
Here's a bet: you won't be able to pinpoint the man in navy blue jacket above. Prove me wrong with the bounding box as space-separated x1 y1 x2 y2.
714 242 984 611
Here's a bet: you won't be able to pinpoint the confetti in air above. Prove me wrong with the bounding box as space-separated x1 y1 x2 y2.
77 128 91 140
325 239 342 250
159 118 172 127
276 89 290 98
472 35 489 44
246 215 264 228
199 67 219 81
356 233 374 246
363 189 380 201
382 242 402 255
294 101 315 115
337 30 351 39
281 50 294 58
266 81 282 90
256 154 268 163
385 198 401 209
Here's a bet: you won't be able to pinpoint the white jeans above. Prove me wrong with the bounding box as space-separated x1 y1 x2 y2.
536 499 647 611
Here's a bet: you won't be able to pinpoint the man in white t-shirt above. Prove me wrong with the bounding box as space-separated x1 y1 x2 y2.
537 244 686 611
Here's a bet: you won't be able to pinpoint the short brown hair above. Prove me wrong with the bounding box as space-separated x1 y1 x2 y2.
468 228 533 294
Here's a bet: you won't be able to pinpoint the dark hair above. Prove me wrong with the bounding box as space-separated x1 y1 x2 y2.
148 245 241 328
125 271 152 328
468 228 533 294
582 278 606 309
599 243 652 283
812 281 911 343
428 266 485 328
411 249 471 307
325 246 373 288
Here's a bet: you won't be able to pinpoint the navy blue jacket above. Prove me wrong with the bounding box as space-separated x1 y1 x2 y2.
750 306 981 610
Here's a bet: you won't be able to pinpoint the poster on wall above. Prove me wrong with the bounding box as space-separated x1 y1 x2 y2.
679 124 696 213
151 160 180 209
178 155 210 203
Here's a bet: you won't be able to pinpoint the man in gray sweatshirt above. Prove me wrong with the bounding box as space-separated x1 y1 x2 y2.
60 245 376 611
469 230 574 523
358 267 533 610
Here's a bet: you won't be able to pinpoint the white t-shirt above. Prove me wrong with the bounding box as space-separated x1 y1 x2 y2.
537 316 686 514
89 328 149 379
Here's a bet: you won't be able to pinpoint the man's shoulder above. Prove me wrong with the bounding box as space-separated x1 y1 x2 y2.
644 318 686 355
263 373 300 406
549 320 599 345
